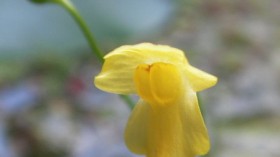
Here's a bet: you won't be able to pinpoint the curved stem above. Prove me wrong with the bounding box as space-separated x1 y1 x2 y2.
56 0 135 109
119 95 135 110
56 0 103 61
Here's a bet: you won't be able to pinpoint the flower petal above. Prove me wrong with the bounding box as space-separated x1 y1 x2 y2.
125 92 209 157
180 90 210 155
124 86 209 157
133 64 153 102
185 65 217 92
144 90 209 157
94 43 187 94
124 99 150 154
146 102 192 157
149 62 183 106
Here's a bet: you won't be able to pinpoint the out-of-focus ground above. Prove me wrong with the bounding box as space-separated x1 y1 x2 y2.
1 0 280 157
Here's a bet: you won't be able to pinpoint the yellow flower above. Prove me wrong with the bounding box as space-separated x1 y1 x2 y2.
94 43 217 157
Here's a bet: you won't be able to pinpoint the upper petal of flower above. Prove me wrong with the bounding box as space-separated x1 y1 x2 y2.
184 65 218 92
94 43 188 94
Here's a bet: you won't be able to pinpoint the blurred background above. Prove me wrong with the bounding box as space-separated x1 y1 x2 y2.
0 0 280 157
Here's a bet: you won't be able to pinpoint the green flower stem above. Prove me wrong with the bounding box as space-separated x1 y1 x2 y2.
119 95 135 110
56 0 135 109
197 93 204 115
56 0 103 61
